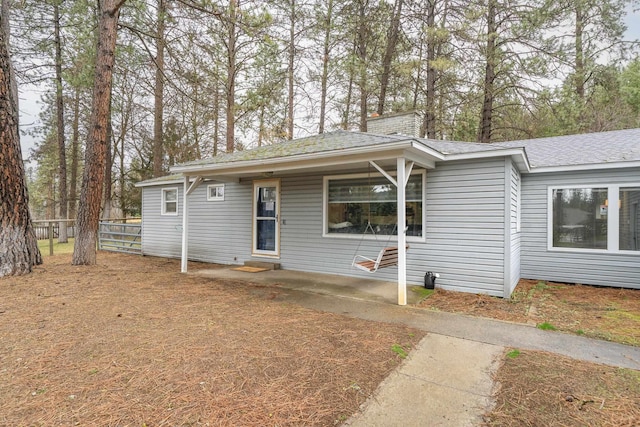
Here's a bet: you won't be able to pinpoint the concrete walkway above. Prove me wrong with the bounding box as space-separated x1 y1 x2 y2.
345 334 504 427
194 267 640 426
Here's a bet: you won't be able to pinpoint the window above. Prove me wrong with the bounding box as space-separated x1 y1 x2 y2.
162 188 178 215
207 184 225 201
549 184 640 253
619 187 640 251
324 172 424 238
551 187 608 249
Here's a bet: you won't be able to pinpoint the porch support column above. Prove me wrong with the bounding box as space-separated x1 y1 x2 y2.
396 157 407 306
181 174 190 273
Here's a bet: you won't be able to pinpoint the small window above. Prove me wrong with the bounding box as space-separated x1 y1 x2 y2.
162 188 178 215
207 184 225 201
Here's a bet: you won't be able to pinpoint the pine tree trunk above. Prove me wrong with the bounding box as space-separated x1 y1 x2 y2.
152 0 165 177
357 1 368 132
575 5 585 100
318 0 332 134
69 89 80 220
54 1 68 243
421 0 437 139
377 0 404 115
478 0 496 144
72 0 121 265
0 7 42 276
225 0 237 153
102 111 113 220
286 0 295 140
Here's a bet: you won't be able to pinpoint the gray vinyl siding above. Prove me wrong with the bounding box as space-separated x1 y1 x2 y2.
141 186 183 258
141 157 510 297
423 159 507 296
508 161 521 294
520 167 640 289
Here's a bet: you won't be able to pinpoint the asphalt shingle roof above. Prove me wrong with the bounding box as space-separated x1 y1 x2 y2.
175 130 410 167
168 127 640 173
491 128 640 168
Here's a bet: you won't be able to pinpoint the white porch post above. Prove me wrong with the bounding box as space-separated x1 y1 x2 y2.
396 157 407 305
181 174 190 273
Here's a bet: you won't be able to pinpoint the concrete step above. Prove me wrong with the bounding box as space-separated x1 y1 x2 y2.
244 261 280 270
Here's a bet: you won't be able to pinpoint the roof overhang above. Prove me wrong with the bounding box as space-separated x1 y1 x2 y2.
442 147 531 173
169 139 446 179
139 139 533 186
529 160 640 174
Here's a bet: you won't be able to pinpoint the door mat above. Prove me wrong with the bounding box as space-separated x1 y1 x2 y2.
231 266 270 273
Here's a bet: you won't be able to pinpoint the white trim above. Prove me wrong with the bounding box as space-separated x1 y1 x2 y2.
444 148 531 172
547 183 640 254
515 171 521 233
322 169 427 242
207 183 225 201
396 157 407 306
161 187 179 216
503 157 512 298
370 161 398 187
531 161 640 174
136 177 183 188
181 176 189 273
252 179 281 258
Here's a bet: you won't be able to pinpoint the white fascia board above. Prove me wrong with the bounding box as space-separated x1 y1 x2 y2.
444 148 531 172
408 140 446 162
135 175 239 188
530 160 640 174
169 140 417 175
135 177 183 188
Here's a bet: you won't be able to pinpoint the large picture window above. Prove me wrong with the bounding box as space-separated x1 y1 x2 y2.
549 185 640 253
325 172 424 238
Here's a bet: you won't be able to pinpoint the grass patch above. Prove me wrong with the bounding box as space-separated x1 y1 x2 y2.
37 238 75 256
506 349 520 359
391 344 408 359
536 322 557 331
410 286 435 300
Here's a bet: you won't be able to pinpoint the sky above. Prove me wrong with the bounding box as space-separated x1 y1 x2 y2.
17 7 640 161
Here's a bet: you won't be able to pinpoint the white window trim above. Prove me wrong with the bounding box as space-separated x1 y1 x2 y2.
161 187 179 216
515 173 521 233
207 183 225 201
547 183 640 255
322 170 426 243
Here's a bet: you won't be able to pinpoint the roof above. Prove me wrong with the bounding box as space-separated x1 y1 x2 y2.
492 128 640 170
137 128 640 186
174 130 412 168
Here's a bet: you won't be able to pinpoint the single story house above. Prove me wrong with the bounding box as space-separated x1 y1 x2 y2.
136 112 640 305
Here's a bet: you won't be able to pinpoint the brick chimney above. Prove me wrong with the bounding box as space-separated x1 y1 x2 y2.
366 111 421 137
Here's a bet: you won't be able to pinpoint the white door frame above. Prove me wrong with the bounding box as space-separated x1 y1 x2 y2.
252 179 281 257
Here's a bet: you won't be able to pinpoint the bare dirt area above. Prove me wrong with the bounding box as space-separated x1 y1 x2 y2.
418 279 640 346
0 253 423 426
484 350 640 427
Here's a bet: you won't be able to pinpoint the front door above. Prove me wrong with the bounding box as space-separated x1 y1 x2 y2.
253 180 280 257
